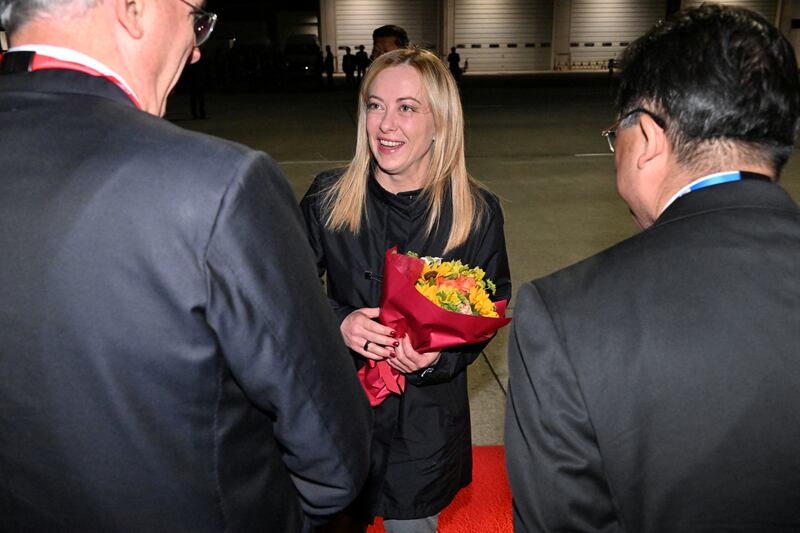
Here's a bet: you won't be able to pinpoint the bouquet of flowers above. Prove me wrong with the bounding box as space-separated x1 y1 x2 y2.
413 252 501 319
358 247 511 406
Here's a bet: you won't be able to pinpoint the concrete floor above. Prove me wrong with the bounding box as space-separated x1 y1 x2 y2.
167 73 800 445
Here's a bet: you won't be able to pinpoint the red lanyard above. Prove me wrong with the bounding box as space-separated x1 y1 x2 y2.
0 53 142 109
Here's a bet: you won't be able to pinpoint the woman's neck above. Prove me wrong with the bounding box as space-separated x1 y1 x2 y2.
374 170 425 194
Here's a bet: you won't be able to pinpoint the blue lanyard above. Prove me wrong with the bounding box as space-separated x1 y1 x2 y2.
688 171 742 192
671 171 742 205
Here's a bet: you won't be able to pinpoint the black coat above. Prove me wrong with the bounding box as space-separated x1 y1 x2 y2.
301 170 511 519
0 66 372 532
505 175 800 532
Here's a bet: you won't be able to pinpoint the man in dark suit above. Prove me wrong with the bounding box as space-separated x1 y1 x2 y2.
505 5 800 532
355 44 369 81
0 1 371 531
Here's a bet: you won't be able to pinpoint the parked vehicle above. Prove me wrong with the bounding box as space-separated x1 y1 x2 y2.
283 34 321 78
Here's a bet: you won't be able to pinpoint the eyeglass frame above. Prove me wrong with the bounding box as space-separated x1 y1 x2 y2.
175 0 218 47
601 108 667 153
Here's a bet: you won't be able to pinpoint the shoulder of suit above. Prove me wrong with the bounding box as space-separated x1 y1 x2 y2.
120 109 272 177
529 229 651 298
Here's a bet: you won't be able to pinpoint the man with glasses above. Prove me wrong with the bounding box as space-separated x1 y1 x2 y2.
0 1 372 531
506 5 800 532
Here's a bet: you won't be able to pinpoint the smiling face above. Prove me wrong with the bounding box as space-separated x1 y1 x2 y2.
366 64 437 192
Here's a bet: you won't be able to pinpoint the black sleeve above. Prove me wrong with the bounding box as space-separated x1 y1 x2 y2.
504 282 621 532
205 154 372 524
407 193 512 386
299 174 357 324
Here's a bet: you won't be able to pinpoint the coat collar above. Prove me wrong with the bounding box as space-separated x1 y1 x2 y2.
0 67 138 110
367 168 427 219
653 172 797 228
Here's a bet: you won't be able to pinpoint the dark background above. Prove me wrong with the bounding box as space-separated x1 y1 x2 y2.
183 0 326 92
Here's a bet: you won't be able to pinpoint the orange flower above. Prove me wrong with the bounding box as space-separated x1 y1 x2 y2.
436 275 476 294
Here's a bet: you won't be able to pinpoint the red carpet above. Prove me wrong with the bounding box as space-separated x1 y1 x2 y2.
368 446 512 533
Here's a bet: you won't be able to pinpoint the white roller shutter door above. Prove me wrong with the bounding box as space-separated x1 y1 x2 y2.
569 0 664 69
334 0 440 67
454 0 554 72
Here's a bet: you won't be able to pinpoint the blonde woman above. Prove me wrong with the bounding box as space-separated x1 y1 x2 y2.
301 48 511 532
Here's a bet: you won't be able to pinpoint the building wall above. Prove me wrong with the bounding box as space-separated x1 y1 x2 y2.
333 0 440 69
320 0 786 72
781 0 800 66
568 0 664 69
453 0 554 72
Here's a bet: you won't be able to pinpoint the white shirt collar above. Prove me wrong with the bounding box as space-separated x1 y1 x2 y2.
659 171 741 215
7 44 139 102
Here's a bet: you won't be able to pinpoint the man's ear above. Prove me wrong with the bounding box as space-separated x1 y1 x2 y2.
116 0 145 40
636 113 668 170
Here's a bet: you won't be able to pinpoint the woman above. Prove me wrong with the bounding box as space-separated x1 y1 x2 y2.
301 48 511 532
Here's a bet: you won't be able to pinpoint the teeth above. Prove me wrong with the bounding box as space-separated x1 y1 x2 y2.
380 139 403 147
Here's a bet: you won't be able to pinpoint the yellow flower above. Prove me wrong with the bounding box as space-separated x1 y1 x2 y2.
417 283 441 305
470 286 499 318
439 286 463 308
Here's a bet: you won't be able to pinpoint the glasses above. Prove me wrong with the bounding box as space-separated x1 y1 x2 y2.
176 0 217 47
601 108 667 152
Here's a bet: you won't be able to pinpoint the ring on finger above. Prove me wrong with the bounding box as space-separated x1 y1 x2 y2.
363 340 371 351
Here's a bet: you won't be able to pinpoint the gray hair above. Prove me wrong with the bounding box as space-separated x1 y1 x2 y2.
0 0 97 34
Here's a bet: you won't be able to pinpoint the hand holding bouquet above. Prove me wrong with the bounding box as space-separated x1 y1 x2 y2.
358 247 510 406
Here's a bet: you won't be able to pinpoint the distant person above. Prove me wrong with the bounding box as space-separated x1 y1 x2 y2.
370 24 409 60
0 0 372 531
355 44 369 80
342 46 356 87
607 57 617 96
447 46 461 80
506 5 800 532
301 48 510 533
324 44 335 88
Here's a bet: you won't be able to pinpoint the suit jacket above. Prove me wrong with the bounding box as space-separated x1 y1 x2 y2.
505 176 800 532
0 66 372 532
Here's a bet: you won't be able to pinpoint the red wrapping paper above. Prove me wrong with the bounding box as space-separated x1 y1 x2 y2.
358 247 511 406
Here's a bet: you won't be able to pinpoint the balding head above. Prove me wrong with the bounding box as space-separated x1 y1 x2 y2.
0 0 97 34
2 0 204 117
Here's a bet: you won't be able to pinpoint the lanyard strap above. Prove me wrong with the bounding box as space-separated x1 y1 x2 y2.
688 171 742 192
671 171 743 204
0 51 141 109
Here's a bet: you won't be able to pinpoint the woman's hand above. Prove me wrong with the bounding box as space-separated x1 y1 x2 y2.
387 334 441 374
340 307 398 361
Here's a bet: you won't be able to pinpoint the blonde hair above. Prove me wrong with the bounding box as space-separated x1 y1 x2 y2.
320 47 486 254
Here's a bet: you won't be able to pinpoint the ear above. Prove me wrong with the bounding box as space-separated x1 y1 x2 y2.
636 114 668 170
116 0 145 40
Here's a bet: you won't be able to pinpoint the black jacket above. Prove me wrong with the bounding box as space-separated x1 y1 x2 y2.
0 66 372 532
505 176 800 532
301 170 511 519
